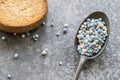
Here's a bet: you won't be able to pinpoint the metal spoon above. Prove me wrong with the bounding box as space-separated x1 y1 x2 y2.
73 11 110 80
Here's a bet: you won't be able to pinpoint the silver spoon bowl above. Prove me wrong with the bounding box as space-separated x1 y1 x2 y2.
73 11 110 80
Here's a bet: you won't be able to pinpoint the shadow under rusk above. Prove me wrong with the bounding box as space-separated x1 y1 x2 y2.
0 20 47 55
73 11 110 80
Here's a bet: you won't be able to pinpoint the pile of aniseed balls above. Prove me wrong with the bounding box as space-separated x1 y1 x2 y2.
77 18 108 56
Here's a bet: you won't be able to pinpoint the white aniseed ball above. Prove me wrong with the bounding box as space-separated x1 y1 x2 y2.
86 31 91 34
91 35 95 38
59 61 63 66
86 35 90 38
98 23 102 27
104 28 107 31
95 31 98 35
14 53 19 59
21 34 26 38
90 23 94 26
13 33 17 36
84 39 88 43
33 38 38 41
91 19 95 23
103 26 107 30
103 38 106 40
98 45 102 49
96 44 99 47
89 29 93 33
78 31 82 34
82 49 87 53
35 34 39 38
81 25 84 27
93 41 96 45
41 50 47 56
80 44 84 48
81 52 84 54
7 74 12 79
84 22 87 25
77 35 80 38
103 31 107 34
42 22 46 25
100 24 104 27
1 36 6 41
94 40 99 43
78 40 82 43
45 49 48 51
56 33 60 36
82 29 86 32
64 23 68 27
98 22 101 25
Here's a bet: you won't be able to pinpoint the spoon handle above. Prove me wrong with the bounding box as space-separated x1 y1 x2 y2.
73 55 87 80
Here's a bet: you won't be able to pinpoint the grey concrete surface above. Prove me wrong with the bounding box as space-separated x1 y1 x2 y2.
0 0 120 80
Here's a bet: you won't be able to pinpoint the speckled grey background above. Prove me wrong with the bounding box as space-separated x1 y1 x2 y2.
0 0 120 80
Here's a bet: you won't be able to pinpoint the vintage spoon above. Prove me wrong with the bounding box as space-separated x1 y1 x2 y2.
73 11 110 80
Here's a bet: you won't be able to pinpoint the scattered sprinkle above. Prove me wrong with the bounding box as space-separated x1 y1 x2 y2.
32 34 39 42
32 34 39 38
7 74 12 79
41 50 47 56
63 23 68 27
59 61 63 66
56 32 60 37
21 34 26 38
33 38 38 42
1 36 6 41
51 23 54 27
41 22 46 26
14 53 19 59
35 34 39 38
63 27 68 34
13 33 17 36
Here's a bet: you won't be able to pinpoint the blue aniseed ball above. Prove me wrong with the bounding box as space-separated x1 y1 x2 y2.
80 27 83 30
79 51 82 54
99 42 104 46
95 36 100 40
77 45 82 51
80 34 85 39
83 33 87 37
88 38 93 42
87 18 91 22
87 24 91 28
85 52 93 57
95 48 99 53
94 22 97 25
87 49 94 53
97 29 102 33
101 40 105 43
88 43 94 47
